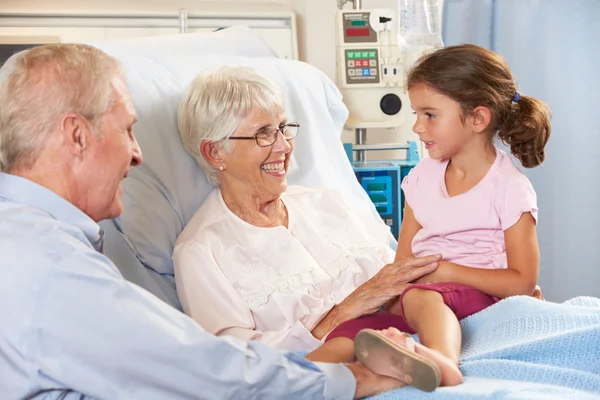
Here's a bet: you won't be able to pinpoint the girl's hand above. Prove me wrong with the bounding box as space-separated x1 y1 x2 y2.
412 261 455 284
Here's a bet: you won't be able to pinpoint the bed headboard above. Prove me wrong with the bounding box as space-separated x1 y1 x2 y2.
0 3 298 64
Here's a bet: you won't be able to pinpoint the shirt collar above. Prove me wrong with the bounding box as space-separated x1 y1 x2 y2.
0 172 104 251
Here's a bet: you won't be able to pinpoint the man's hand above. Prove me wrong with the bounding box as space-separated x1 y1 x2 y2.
339 254 441 320
346 362 405 399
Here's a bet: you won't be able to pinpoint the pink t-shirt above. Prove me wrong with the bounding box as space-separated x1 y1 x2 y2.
401 148 538 270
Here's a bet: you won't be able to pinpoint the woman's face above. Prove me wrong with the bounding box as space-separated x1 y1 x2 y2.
219 108 293 200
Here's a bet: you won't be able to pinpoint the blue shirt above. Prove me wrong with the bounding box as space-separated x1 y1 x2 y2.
0 173 356 400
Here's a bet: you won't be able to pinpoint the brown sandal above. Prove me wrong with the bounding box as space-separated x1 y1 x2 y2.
354 329 442 392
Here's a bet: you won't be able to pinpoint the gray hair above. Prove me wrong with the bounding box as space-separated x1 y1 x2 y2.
0 44 123 172
177 65 285 186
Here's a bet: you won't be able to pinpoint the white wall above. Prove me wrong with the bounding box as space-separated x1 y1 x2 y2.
2 0 419 159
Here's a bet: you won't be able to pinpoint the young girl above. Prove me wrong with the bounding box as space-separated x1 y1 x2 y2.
304 44 551 391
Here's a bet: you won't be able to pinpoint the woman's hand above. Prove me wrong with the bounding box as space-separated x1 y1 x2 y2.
310 254 441 340
339 254 441 320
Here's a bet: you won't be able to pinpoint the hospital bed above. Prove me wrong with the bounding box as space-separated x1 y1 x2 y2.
95 27 600 399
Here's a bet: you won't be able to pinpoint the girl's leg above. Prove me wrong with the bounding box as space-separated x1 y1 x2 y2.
385 297 402 315
305 337 355 363
306 311 415 364
401 288 464 386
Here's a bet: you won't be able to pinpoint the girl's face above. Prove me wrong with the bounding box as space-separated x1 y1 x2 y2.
409 83 475 161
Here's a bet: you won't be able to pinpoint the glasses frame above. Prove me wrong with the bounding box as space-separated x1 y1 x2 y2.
229 122 300 147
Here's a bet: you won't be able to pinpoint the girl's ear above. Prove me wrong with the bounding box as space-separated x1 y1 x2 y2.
470 106 492 133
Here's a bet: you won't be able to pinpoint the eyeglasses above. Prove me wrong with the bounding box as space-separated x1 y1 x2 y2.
229 122 300 147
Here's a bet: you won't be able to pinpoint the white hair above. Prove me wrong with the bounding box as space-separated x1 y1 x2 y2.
0 43 123 172
177 65 285 186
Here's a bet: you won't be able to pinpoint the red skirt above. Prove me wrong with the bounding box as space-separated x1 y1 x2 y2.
326 282 499 342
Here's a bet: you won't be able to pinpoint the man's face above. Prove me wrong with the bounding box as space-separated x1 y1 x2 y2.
82 80 142 222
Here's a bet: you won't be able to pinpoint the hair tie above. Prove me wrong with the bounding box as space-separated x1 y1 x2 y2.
512 92 521 103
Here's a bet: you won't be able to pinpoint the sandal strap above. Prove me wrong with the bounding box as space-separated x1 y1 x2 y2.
403 332 416 352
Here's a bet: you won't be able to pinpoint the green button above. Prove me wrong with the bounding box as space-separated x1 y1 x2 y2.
351 20 366 26
361 51 369 58
367 183 386 191
347 51 355 59
369 51 376 58
370 193 387 202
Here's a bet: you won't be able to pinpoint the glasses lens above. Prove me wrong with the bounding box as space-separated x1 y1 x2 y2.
256 130 278 147
282 124 299 140
255 124 299 147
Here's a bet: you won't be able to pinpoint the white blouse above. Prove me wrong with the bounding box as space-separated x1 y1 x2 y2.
173 185 395 352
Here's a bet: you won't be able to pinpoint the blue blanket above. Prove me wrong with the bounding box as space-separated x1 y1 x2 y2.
371 296 600 399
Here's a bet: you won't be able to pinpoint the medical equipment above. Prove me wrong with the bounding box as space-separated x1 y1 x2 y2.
335 1 407 130
344 141 419 238
337 0 422 236
335 0 443 131
400 0 444 69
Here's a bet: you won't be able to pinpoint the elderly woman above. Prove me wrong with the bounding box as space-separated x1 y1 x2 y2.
173 65 440 356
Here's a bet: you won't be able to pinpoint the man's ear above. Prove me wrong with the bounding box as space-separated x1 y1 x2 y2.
61 113 89 157
200 140 225 169
470 106 492 134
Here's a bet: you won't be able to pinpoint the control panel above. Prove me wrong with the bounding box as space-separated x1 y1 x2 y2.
343 141 420 239
361 175 393 215
355 165 401 238
341 12 377 43
345 49 380 84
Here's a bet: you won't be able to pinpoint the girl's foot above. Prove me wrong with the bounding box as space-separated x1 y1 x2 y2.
354 328 441 392
382 328 464 387
354 327 464 391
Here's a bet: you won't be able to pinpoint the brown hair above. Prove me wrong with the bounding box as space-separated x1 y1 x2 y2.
407 44 551 168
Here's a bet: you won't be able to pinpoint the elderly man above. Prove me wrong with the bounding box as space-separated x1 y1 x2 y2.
0 43 445 400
